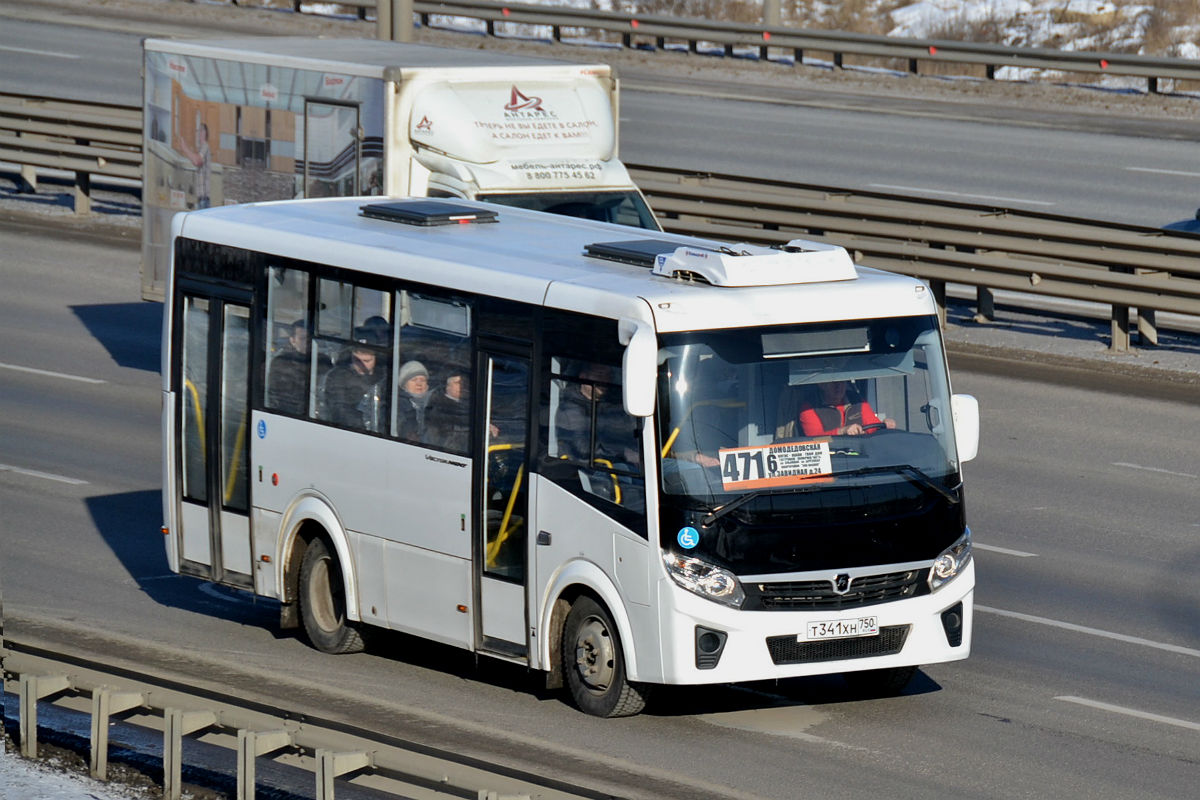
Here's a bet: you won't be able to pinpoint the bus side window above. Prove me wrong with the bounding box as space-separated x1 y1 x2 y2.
539 307 648 534
549 360 645 515
264 266 311 416
314 279 392 433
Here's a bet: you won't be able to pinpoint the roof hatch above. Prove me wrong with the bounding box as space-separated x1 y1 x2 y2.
585 238 857 287
359 200 498 226
583 238 684 267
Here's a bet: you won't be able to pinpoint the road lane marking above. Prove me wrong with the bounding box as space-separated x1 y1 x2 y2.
1056 696 1200 732
0 45 82 59
975 543 1038 558
1112 461 1198 479
868 184 1055 206
0 361 105 384
1125 166 1200 178
976 605 1200 658
0 463 88 485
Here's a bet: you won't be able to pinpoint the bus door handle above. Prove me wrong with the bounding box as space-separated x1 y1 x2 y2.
536 530 552 546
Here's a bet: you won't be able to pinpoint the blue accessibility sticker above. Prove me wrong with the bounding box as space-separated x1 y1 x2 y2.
677 526 700 550
257 419 267 439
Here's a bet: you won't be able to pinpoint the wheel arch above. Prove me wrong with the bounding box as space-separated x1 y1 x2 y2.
277 492 361 625
538 559 642 684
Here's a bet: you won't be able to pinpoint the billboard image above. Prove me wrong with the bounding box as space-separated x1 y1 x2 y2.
142 51 385 299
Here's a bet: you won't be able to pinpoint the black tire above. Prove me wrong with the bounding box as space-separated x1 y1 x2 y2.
299 537 365 654
562 596 650 717
842 665 917 697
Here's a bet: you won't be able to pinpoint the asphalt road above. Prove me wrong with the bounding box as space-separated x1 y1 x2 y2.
3 0 1200 227
1 3 1199 797
1 214 1197 799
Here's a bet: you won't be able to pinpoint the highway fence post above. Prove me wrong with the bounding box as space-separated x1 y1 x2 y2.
91 688 145 780
928 279 947 328
163 708 217 800
73 164 91 215
378 0 413 42
1111 304 1131 351
238 729 294 800
1138 308 1159 346
763 0 781 26
316 749 373 800
976 287 995 321
18 673 71 758
376 0 390 40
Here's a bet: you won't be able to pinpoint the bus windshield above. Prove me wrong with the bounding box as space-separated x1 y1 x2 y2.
656 315 962 573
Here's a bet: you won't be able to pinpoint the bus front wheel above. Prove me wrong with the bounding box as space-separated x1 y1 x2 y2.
562 596 649 717
299 537 365 654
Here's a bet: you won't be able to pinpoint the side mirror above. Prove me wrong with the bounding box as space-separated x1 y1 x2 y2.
951 394 979 462
619 318 656 418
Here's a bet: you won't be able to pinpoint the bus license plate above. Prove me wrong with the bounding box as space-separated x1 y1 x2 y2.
803 617 879 641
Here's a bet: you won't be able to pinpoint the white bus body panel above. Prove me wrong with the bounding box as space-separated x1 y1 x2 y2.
481 578 525 647
532 476 656 682
252 411 473 646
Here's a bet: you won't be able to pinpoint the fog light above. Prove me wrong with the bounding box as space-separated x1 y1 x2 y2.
941 602 964 647
695 626 727 670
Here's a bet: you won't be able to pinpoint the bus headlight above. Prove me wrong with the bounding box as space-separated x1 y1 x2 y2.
929 529 972 591
663 553 745 608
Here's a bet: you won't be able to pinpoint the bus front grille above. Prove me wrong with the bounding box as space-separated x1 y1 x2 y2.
746 569 928 611
766 625 910 665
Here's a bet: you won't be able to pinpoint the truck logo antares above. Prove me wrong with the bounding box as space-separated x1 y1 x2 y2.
504 86 545 114
416 115 433 132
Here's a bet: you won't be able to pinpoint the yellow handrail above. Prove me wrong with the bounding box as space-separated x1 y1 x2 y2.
487 459 525 568
591 457 622 505
224 409 247 504
184 378 205 446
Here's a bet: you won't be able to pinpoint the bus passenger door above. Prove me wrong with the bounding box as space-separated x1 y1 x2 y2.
476 352 531 658
175 288 254 590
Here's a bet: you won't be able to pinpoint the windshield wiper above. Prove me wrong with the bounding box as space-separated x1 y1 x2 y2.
698 464 959 527
835 464 961 504
700 486 813 527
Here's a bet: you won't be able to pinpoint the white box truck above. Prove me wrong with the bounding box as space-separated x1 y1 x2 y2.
142 36 659 299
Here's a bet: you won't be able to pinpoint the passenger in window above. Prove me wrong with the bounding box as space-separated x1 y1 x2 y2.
360 314 391 346
268 319 309 415
795 381 895 437
323 327 388 432
395 360 433 443
557 364 639 467
429 367 471 453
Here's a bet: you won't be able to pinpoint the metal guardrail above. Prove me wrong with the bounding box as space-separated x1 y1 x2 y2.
2 638 593 800
3 92 1199 352
0 93 141 215
630 165 1200 350
240 0 1200 92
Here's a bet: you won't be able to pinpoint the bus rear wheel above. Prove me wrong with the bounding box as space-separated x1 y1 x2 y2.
562 596 649 717
299 537 365 654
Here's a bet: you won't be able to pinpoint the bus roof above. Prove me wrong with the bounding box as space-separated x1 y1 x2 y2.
173 197 936 333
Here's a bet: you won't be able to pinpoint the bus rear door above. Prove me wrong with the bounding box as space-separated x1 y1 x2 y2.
173 283 254 590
